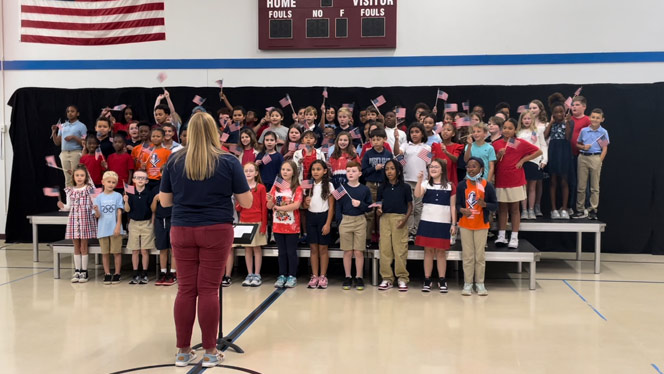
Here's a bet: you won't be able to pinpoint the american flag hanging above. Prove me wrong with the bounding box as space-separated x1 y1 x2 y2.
20 0 166 46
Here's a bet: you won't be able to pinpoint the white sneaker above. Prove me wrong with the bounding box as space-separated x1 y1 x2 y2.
397 280 408 292
534 205 543 217
508 236 519 249
521 210 528 219
527 209 536 220
71 271 81 283
461 283 473 296
475 283 488 296
551 210 561 219
567 208 574 217
250 274 262 287
378 280 392 290
242 274 253 287
494 236 508 247
560 209 570 219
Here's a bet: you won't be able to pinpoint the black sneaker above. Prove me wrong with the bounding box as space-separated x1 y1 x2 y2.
139 273 149 284
588 210 598 220
438 278 448 293
342 277 353 290
78 270 89 283
422 278 432 292
103 274 112 285
129 274 140 284
408 235 415 244
571 211 587 219
355 277 365 290
222 276 232 287
111 274 121 284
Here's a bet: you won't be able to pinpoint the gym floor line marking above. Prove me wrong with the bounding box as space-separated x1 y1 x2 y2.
109 363 261 374
0 269 51 287
562 280 607 321
224 288 286 345
0 266 53 270
538 278 664 285
653 364 663 374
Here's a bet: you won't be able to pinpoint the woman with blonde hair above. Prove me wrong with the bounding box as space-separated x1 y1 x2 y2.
160 112 252 368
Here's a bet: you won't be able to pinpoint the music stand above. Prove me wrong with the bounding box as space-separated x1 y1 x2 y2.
192 224 258 354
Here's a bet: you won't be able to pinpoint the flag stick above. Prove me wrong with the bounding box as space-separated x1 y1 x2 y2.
371 102 382 116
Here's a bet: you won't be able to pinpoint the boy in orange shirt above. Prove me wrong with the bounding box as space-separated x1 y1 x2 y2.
132 128 171 192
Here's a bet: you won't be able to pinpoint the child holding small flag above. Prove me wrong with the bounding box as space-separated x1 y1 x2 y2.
320 104 338 129
57 164 97 283
303 106 324 148
124 170 155 284
93 117 115 159
93 171 124 285
516 111 548 219
456 157 498 296
79 135 106 187
107 132 134 193
359 122 393 158
572 108 609 220
256 131 284 193
135 128 171 193
376 159 412 291
267 161 303 288
52 105 87 186
328 131 361 188
544 102 573 220
414 158 456 293
493 119 542 248
432 122 464 184
361 128 393 247
393 122 431 243
281 127 302 161
221 106 247 146
238 128 259 166
293 131 326 182
422 114 442 146
463 122 496 182
130 123 153 167
528 100 549 217
258 108 289 150
236 162 268 287
302 160 335 289
384 111 407 150
335 161 372 290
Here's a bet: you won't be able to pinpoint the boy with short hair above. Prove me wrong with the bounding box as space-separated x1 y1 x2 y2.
107 132 134 193
133 128 171 192
153 104 171 128
572 108 609 220
130 122 153 166
93 171 124 284
303 106 324 147
569 96 591 215
335 161 373 290
361 128 393 246
124 170 155 284
464 122 497 182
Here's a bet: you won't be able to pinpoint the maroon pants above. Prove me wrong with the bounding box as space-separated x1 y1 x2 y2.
171 223 233 349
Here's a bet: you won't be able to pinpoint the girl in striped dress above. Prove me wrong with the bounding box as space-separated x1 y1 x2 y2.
414 158 456 293
57 164 97 283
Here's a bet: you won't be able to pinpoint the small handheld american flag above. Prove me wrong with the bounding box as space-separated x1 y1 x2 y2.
371 95 386 108
574 86 583 97
322 87 328 99
437 89 449 101
417 149 433 163
123 182 135 195
279 95 291 108
288 143 298 152
300 179 314 190
444 103 458 113
193 95 206 106
506 137 520 149
596 134 610 148
112 104 127 111
216 79 224 89
350 128 362 139
228 145 242 155
95 147 105 161
456 117 471 128
396 107 406 119
42 187 60 198
530 131 538 143
462 100 470 111
274 176 291 191
265 106 275 113
298 144 309 151
45 155 61 169
331 185 347 200
229 122 242 132
157 72 167 83
517 105 528 114
476 181 485 193
395 154 407 166
564 97 573 109
261 154 272 165
434 122 443 134
220 133 229 143
342 103 355 111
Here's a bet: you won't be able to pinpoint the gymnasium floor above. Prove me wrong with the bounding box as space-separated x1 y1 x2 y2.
1 242 663 374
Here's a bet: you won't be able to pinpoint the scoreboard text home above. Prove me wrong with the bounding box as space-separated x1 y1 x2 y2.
258 0 397 50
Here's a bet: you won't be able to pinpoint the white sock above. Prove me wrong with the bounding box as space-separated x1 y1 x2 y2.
511 232 519 240
81 255 89 271
73 255 81 271
161 268 167 274
170 269 176 274
498 230 506 238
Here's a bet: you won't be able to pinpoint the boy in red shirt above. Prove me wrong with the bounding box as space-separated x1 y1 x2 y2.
107 132 134 193
79 135 105 187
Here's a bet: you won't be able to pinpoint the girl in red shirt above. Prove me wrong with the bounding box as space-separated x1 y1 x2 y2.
239 128 259 166
328 132 360 188
492 119 542 249
236 162 268 287
431 122 464 185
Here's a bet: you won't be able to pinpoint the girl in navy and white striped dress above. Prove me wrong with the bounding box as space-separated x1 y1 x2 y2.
414 158 456 293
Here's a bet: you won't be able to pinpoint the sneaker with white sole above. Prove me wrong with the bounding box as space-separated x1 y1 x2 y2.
534 205 543 217
422 278 432 292
284 275 297 288
317 276 328 289
78 271 89 283
398 280 408 292
551 210 561 219
527 209 537 220
250 274 262 287
378 280 393 290
508 236 519 249
274 275 286 288
307 275 319 289
461 283 473 296
572 211 587 219
242 274 254 287
174 350 197 367
494 236 508 247
521 210 528 220
103 274 112 285
71 270 81 283
201 351 224 368
438 278 448 293
560 209 570 219
476 283 488 296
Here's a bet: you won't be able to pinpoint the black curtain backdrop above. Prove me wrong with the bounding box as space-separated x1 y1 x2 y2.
6 84 664 255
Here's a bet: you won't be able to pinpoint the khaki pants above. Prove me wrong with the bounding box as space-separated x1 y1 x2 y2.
365 182 380 239
379 213 409 283
406 181 423 236
576 155 602 212
59 149 82 186
460 228 488 284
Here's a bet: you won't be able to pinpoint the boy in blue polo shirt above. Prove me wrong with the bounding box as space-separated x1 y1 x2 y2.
572 108 609 220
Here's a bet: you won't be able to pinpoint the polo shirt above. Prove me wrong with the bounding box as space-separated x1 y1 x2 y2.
127 187 154 221
58 120 87 151
577 126 609 154
376 182 412 215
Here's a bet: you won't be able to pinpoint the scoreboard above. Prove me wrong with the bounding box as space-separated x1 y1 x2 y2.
258 0 397 50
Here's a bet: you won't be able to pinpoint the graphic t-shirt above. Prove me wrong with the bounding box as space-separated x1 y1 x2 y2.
269 186 303 234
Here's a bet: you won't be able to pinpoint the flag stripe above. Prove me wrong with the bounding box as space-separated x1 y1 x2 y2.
22 10 164 23
22 17 163 31
21 32 165 45
22 25 165 37
21 2 164 17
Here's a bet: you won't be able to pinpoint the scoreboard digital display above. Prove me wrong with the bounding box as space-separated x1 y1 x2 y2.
259 0 397 50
